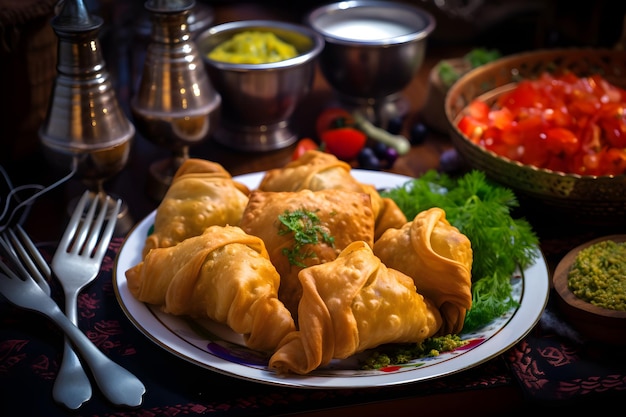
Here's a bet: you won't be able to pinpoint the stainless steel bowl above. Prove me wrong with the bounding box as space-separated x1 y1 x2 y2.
445 48 626 225
197 20 324 151
306 0 435 122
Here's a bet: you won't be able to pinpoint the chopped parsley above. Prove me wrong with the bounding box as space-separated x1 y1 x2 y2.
278 208 335 267
360 334 468 370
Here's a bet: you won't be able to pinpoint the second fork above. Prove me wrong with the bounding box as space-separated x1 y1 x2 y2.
52 191 121 408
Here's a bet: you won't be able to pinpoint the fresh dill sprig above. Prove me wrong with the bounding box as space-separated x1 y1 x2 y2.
381 169 539 332
277 208 335 268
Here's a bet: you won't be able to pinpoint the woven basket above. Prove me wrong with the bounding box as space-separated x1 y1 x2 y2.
445 48 626 225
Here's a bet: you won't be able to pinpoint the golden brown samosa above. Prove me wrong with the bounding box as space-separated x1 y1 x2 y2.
142 158 250 259
268 241 442 375
258 150 406 240
126 225 295 352
239 188 376 317
373 207 473 335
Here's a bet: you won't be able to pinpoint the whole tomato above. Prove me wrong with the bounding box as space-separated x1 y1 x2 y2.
320 128 367 160
291 138 319 160
315 107 354 138
315 107 366 160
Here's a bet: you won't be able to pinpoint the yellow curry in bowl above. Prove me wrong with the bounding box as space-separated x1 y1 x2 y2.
208 31 298 64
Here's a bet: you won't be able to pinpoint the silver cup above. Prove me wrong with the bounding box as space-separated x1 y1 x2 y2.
197 20 324 151
306 0 436 127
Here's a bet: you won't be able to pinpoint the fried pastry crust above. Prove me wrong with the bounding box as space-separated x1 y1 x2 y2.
269 241 442 375
373 207 473 334
127 225 295 352
258 150 406 240
142 158 250 259
239 188 376 317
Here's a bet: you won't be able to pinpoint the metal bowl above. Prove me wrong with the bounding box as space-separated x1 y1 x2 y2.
197 20 324 151
306 0 435 122
445 48 626 225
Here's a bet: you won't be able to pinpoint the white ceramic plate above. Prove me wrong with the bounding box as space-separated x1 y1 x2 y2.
113 170 550 388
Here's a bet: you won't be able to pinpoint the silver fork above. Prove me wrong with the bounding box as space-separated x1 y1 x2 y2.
0 227 93 409
0 226 92 409
0 225 52 297
0 268 145 407
48 190 144 407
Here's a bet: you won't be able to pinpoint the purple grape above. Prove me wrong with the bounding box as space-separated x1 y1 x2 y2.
410 122 428 145
357 147 381 170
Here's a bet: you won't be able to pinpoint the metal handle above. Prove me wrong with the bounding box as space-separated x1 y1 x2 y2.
46 302 146 407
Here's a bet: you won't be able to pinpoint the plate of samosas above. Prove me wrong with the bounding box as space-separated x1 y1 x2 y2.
113 151 549 388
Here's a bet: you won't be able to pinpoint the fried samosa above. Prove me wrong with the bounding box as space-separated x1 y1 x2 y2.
239 188 376 317
142 158 250 259
126 225 295 352
373 207 473 334
268 241 442 375
258 150 406 240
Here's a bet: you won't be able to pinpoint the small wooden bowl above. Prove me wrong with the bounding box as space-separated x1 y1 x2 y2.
553 234 626 345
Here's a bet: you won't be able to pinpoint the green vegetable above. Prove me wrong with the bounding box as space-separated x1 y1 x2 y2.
381 169 539 332
352 111 411 155
568 240 626 311
360 334 468 370
464 47 501 68
438 47 501 88
277 208 335 268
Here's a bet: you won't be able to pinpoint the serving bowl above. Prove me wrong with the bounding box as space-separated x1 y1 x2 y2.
444 48 626 225
553 234 626 345
422 58 472 133
305 0 435 126
197 20 324 151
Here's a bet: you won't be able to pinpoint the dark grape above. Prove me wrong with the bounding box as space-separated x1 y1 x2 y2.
383 146 399 166
439 148 463 173
387 116 405 135
357 147 381 170
410 122 428 145
371 141 388 159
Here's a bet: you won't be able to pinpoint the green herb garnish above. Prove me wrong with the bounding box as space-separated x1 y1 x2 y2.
438 47 501 88
360 334 468 370
278 208 335 268
381 169 539 332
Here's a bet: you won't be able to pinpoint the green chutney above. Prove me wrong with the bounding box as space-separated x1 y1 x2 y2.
567 240 626 311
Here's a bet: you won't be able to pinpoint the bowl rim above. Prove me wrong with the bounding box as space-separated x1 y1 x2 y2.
305 0 436 47
198 19 325 70
444 47 626 181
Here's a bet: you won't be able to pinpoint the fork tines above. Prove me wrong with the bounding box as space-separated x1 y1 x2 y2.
0 225 52 294
58 191 121 260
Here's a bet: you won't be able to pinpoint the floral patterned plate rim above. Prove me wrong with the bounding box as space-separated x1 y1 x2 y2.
113 170 550 388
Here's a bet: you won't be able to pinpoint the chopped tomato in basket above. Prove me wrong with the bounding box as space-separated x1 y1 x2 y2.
457 72 626 176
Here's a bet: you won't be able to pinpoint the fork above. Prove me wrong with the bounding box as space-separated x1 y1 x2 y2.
0 268 145 407
48 190 144 407
0 225 92 409
0 225 52 298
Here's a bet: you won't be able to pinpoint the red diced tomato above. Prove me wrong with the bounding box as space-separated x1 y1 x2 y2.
457 115 487 143
602 147 626 175
456 71 626 176
545 127 580 157
466 99 490 121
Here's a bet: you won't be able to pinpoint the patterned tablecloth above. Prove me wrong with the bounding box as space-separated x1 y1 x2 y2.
1 237 624 416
